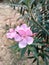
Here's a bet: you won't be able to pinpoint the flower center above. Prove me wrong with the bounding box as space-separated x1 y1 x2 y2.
17 30 26 38
22 34 26 38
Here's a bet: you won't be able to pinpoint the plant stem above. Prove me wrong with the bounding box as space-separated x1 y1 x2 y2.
31 16 49 35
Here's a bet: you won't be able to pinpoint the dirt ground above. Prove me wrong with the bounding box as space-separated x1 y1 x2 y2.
0 3 32 65
0 3 46 65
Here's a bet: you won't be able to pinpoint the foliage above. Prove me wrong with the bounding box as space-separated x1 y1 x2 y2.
9 0 49 65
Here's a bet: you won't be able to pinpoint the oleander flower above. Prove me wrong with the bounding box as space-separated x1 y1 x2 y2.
15 24 34 48
6 28 16 39
6 24 36 48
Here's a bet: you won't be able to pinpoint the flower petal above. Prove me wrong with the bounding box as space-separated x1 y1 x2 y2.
26 29 32 36
9 28 14 32
6 31 16 39
11 32 16 38
18 30 26 36
26 37 34 45
14 34 22 42
15 26 20 31
19 39 27 48
6 33 13 39
21 24 28 29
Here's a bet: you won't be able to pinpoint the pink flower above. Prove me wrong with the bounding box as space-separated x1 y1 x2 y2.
15 24 34 48
6 28 16 39
6 24 35 48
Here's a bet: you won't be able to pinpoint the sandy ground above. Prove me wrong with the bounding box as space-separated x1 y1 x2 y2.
0 3 46 65
0 3 23 65
0 3 32 65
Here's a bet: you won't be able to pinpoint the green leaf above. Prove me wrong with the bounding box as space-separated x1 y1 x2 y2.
28 46 38 59
9 43 20 53
39 53 44 60
44 53 49 59
21 47 27 57
27 56 34 59
31 43 45 47
33 47 38 59
31 16 49 35
19 0 29 7
45 47 49 52
30 0 35 5
28 49 30 56
44 56 48 65
37 59 39 65
19 0 35 8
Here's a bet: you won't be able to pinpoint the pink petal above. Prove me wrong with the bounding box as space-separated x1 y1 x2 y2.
26 37 34 45
19 39 27 48
21 24 28 29
15 26 26 37
6 33 13 39
18 30 26 36
26 29 32 36
14 34 22 42
15 26 20 31
11 32 16 38
15 24 28 32
6 31 16 39
9 28 14 32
